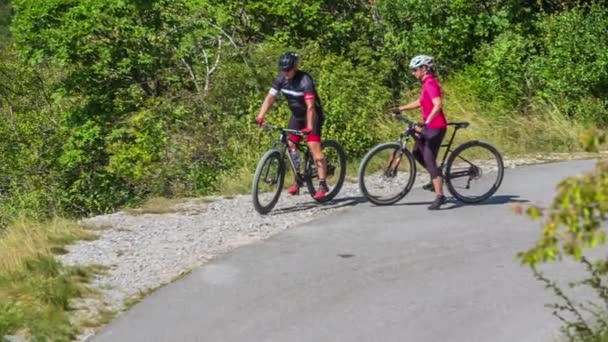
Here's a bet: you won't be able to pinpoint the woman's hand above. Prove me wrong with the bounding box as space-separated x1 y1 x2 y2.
414 122 425 133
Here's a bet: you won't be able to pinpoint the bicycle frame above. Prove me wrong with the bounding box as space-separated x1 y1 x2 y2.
437 124 463 169
263 123 311 184
396 116 469 178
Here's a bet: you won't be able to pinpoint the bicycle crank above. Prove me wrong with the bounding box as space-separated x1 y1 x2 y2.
265 177 278 185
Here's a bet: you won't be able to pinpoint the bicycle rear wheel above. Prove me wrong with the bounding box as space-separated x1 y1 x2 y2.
305 140 347 202
252 149 285 214
358 142 416 205
445 141 504 204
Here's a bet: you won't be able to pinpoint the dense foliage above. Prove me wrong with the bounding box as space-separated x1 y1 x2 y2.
0 0 605 219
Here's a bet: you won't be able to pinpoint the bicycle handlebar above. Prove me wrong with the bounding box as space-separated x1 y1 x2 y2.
394 114 418 127
253 120 306 136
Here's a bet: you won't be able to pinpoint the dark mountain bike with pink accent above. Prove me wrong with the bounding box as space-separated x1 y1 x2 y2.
252 122 346 214
358 115 504 205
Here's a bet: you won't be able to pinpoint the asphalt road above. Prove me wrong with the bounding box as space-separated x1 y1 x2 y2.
93 159 601 342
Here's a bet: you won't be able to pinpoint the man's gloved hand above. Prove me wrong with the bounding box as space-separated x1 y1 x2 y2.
255 115 265 126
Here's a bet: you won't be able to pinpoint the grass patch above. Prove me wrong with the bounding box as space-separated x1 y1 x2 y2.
79 306 116 330
215 166 255 197
0 217 97 274
0 216 102 341
440 80 601 155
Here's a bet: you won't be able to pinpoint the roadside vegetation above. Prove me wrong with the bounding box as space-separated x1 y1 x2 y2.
517 130 608 342
0 217 102 340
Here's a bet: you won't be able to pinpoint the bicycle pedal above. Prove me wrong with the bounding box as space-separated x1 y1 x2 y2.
384 169 397 178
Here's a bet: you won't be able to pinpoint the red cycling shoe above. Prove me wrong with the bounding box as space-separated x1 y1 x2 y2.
287 183 300 195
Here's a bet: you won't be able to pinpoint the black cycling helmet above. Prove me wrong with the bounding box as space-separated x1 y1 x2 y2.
278 51 299 71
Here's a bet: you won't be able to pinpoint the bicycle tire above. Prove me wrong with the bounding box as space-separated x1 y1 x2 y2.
305 140 347 203
252 149 285 214
445 140 504 204
358 142 417 205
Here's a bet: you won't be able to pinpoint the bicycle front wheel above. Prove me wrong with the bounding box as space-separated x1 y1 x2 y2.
358 142 416 205
445 140 504 204
305 140 347 203
252 149 285 214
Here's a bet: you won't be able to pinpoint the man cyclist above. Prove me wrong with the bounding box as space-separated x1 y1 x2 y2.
255 52 329 201
393 55 448 210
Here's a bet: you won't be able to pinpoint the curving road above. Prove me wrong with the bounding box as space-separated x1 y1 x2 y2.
93 159 601 342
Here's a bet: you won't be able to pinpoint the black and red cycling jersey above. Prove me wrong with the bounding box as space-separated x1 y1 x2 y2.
269 70 324 120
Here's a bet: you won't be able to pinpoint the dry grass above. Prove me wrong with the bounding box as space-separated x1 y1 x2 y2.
0 217 96 274
0 216 103 340
215 166 256 197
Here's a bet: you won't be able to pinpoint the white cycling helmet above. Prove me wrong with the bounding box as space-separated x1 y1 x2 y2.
409 55 434 70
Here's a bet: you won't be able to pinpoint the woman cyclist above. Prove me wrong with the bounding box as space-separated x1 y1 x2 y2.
393 55 448 210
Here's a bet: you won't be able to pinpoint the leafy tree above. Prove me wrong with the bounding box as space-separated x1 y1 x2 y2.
11 0 238 214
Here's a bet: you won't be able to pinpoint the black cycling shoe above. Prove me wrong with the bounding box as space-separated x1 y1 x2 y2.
428 195 447 210
422 182 434 192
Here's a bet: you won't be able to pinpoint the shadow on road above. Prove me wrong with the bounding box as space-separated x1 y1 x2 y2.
270 196 367 216
269 194 527 215
394 194 529 210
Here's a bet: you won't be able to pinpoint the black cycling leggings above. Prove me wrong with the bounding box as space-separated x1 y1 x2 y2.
413 127 446 179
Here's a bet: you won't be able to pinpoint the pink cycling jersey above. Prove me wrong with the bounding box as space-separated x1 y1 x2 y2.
420 75 447 129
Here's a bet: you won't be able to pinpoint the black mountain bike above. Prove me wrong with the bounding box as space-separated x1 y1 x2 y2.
358 115 504 205
252 122 347 214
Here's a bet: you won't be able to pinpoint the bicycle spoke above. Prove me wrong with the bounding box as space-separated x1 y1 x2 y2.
359 143 416 205
258 159 280 194
262 161 273 183
253 150 284 214
305 140 347 202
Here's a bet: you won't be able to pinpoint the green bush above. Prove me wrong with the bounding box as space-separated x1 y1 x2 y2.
303 48 393 157
457 31 532 112
1 0 607 220
528 3 608 125
377 0 510 74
